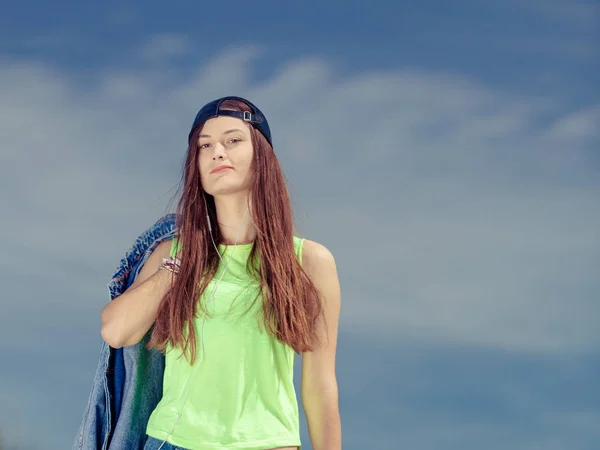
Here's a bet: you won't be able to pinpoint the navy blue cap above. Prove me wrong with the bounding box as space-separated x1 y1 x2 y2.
188 96 272 146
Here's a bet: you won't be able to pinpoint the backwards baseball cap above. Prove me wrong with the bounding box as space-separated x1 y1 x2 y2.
188 96 272 146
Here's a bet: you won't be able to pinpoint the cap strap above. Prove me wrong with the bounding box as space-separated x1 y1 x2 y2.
216 109 264 124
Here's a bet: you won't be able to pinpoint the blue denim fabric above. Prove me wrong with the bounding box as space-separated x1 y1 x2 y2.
143 436 188 450
72 214 177 450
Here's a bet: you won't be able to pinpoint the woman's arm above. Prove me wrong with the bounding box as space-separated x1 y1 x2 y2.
301 240 342 450
100 239 174 348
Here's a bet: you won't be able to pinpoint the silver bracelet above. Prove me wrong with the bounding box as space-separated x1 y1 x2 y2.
158 264 178 275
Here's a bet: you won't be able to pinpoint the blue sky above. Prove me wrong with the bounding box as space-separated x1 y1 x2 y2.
0 1 598 449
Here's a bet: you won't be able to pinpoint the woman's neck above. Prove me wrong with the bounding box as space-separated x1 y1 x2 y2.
212 194 256 245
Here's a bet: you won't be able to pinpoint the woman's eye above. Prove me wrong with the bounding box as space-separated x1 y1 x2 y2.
229 138 241 144
199 143 211 149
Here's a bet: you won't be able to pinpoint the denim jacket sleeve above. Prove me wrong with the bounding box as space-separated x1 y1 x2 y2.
72 214 177 450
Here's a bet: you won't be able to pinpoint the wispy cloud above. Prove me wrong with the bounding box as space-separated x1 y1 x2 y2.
137 33 191 62
1 47 598 353
523 0 600 30
0 44 598 448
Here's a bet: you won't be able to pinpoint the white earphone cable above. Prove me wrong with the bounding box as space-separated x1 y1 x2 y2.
156 207 248 449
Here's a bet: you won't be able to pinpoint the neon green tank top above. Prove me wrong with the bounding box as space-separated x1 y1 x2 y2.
146 237 304 450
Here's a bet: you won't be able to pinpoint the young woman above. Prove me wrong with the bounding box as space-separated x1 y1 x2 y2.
100 96 342 450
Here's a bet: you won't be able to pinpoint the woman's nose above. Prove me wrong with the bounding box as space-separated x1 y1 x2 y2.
212 142 226 159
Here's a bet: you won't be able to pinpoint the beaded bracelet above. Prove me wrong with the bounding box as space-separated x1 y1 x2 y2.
159 256 181 275
158 264 178 275
164 256 181 265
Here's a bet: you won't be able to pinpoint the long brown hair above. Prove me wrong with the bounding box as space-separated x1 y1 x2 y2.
147 99 323 363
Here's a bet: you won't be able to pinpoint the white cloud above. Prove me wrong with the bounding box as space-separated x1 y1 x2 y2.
0 46 598 362
549 105 600 139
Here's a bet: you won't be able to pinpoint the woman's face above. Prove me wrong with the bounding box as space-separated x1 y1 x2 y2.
197 116 254 197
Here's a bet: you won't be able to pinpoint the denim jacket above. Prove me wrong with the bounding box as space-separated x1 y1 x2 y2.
73 213 178 450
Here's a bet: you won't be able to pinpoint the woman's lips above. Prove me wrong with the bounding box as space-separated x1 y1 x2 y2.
210 165 233 174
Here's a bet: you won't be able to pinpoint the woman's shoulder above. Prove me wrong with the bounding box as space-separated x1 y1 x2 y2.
299 239 336 273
